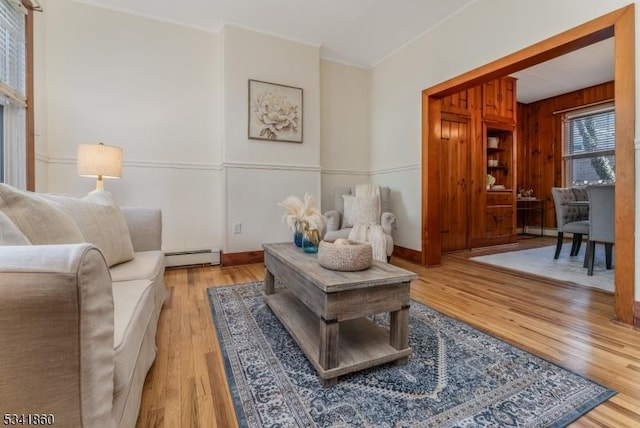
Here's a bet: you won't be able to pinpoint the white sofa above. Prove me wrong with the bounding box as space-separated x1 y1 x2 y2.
0 184 166 428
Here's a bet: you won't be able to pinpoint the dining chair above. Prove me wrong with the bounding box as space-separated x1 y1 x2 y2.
585 185 615 276
551 187 590 259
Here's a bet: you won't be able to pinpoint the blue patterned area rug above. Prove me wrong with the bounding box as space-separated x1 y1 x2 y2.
207 282 615 428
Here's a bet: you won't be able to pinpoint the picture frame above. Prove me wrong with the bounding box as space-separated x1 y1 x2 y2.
248 79 303 143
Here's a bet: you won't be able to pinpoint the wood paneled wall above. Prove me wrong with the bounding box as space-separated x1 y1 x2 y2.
517 81 615 229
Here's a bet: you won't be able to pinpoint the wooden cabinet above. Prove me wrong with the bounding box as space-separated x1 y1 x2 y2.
485 206 514 238
477 121 517 246
483 77 516 124
441 89 470 116
485 123 515 191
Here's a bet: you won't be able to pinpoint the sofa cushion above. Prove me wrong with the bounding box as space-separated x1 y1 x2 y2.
43 191 134 267
0 184 85 244
109 250 164 283
112 279 155 395
343 195 381 228
0 212 30 245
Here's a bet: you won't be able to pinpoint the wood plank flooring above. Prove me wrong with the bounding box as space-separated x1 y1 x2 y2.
136 238 640 427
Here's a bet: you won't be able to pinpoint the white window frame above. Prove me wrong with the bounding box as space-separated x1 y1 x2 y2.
562 102 615 187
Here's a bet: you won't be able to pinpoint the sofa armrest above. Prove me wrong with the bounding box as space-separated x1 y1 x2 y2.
121 207 162 252
0 244 116 427
381 212 397 235
324 210 342 233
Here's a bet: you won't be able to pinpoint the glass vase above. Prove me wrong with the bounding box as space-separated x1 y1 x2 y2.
293 221 303 247
302 228 320 253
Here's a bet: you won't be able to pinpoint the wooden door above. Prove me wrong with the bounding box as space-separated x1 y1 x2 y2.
440 113 471 252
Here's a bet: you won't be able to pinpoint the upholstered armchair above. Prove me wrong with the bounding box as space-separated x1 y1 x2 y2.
551 187 590 259
323 186 396 260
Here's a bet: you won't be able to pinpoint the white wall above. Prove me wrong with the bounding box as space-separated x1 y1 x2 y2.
319 60 370 211
34 0 223 253
221 26 322 252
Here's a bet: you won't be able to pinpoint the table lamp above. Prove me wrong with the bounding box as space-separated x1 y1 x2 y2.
77 142 122 191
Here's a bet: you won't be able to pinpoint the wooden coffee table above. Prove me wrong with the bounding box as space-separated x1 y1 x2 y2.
262 242 417 386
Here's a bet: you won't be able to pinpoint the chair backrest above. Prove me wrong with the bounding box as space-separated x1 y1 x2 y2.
571 186 590 219
333 186 391 214
551 187 584 231
587 185 614 243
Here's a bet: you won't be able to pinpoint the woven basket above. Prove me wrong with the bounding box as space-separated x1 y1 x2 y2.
317 240 373 271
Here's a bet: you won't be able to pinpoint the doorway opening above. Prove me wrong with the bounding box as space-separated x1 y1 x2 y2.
421 5 635 324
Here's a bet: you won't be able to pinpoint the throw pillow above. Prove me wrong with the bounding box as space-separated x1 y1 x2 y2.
0 184 84 244
0 211 31 245
42 191 135 267
342 195 381 228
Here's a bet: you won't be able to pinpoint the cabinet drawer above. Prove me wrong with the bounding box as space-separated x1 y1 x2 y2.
487 192 513 206
485 207 514 237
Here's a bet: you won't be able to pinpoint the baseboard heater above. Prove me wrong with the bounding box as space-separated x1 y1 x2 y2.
164 249 221 268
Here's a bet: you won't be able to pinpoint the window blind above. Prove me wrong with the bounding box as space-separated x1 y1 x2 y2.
564 104 615 161
0 0 26 188
0 0 25 97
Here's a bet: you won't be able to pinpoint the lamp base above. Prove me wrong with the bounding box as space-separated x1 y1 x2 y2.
92 176 104 193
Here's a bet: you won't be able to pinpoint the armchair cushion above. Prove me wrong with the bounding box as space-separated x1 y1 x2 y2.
343 194 380 228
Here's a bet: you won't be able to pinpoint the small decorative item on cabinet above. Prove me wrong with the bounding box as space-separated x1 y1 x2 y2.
487 137 499 148
486 174 496 190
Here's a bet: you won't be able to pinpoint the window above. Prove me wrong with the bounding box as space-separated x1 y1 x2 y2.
0 0 28 189
563 103 615 186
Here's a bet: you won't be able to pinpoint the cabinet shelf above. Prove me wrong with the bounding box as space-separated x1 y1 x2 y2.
487 147 505 152
487 166 507 170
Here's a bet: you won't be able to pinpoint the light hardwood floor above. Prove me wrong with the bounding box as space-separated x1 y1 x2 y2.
136 238 640 427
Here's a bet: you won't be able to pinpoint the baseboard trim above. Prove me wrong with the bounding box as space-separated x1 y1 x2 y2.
221 250 264 267
634 301 640 328
393 246 422 265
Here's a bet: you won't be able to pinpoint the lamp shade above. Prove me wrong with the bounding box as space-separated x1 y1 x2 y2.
77 143 122 179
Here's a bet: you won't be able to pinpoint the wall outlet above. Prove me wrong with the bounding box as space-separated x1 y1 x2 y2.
233 222 242 234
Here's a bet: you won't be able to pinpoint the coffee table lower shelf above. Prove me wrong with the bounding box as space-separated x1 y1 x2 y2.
264 289 411 384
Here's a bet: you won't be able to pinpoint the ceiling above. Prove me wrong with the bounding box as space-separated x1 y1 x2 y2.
512 38 614 103
79 0 614 103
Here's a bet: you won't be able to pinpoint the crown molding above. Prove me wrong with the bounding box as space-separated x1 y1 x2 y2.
73 0 219 33
222 22 321 49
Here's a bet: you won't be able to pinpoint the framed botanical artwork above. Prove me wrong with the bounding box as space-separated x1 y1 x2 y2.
248 79 303 143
